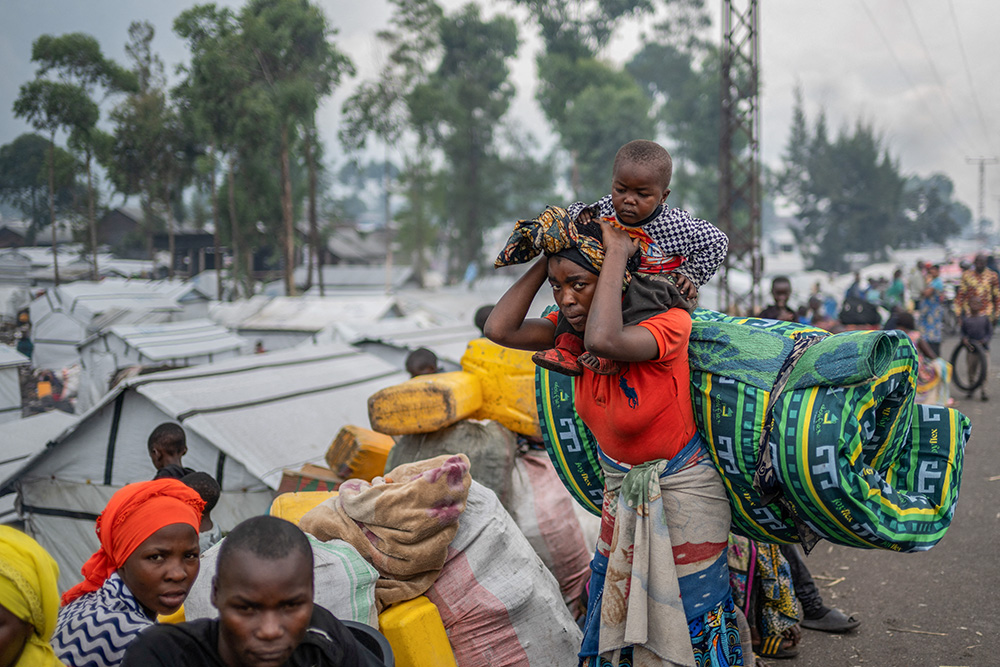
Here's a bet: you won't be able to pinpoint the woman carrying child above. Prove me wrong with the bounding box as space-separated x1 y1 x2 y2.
486 213 748 666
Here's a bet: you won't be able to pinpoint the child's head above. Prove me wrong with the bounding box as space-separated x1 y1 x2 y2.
181 471 221 517
895 311 916 331
610 140 672 227
147 422 187 469
770 276 792 307
405 347 440 377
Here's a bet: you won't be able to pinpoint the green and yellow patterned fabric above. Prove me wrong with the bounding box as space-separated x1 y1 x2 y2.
537 309 971 552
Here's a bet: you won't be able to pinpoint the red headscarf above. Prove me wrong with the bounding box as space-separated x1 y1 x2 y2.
61 479 204 606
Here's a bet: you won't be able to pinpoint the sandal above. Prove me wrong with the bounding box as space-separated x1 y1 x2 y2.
578 352 620 375
800 607 860 633
754 635 799 660
532 347 582 376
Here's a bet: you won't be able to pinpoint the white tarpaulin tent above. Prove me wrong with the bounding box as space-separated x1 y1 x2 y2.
29 280 183 370
0 346 29 423
0 342 408 591
0 410 77 522
345 321 483 372
210 295 407 352
76 319 250 412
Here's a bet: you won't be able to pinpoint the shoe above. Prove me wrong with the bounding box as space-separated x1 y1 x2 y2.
754 635 798 660
800 607 860 633
981 392 989 402
532 348 582 376
531 333 585 376
579 352 620 375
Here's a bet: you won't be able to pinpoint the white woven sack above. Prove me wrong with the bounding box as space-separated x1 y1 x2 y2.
428 481 582 667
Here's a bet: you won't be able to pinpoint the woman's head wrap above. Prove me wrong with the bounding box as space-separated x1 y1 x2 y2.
0 526 63 666
494 206 638 288
61 479 204 606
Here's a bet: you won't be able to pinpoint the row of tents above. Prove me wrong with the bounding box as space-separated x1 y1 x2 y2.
0 271 532 591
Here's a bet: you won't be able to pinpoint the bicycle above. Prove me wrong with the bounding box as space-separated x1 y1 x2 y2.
950 339 988 394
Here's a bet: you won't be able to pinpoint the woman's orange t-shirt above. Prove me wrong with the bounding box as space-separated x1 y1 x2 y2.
546 308 697 464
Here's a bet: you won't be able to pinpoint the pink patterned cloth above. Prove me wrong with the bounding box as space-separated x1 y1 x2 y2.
300 454 471 611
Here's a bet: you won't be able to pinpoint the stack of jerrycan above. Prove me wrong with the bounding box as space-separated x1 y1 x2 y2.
325 338 539 492
367 338 539 508
368 337 540 438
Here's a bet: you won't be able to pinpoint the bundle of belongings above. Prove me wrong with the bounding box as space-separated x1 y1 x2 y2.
538 309 971 553
299 454 583 667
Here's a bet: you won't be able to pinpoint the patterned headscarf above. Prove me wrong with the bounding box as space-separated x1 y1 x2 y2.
0 526 64 666
61 479 204 606
494 206 638 287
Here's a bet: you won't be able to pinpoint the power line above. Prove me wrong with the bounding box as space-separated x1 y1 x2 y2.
946 0 994 153
857 0 965 154
900 0 976 153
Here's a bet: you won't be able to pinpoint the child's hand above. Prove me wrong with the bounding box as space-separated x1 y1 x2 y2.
672 273 698 299
599 220 639 258
576 206 596 225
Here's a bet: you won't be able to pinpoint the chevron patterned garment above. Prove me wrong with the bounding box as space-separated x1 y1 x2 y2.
52 573 154 667
536 310 971 553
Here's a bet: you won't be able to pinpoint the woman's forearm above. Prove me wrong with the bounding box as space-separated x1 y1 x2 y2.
584 247 629 355
484 258 554 350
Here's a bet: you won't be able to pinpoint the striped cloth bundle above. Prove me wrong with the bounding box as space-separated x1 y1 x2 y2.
536 309 971 553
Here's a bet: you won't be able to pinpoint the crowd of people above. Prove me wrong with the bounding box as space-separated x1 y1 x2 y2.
0 417 386 667
758 251 998 406
0 138 978 667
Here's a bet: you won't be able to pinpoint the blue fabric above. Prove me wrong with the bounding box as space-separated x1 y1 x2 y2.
52 573 153 667
580 434 742 666
917 278 945 344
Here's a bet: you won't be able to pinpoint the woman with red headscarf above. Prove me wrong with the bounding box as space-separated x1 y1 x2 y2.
51 479 204 667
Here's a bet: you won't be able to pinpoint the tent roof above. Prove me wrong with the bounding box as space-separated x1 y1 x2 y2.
351 322 481 366
0 410 77 518
293 265 414 291
47 281 181 324
224 295 404 333
90 319 249 362
0 345 29 369
4 343 407 492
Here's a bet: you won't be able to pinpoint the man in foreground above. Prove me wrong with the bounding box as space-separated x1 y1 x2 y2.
122 515 382 667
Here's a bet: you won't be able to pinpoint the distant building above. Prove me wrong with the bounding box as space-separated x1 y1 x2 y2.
99 207 216 275
0 221 28 248
296 221 388 267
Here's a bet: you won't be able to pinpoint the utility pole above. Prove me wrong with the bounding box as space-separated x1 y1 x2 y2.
966 156 998 237
718 0 762 315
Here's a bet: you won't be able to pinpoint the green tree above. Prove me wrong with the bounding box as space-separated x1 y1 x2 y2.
13 74 97 284
517 0 656 196
559 69 653 199
175 4 252 297
341 0 442 285
0 133 80 243
778 99 905 272
239 0 354 296
412 3 519 279
107 22 172 267
31 32 136 278
899 174 971 247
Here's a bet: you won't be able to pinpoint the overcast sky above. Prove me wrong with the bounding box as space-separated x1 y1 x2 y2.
2 0 997 226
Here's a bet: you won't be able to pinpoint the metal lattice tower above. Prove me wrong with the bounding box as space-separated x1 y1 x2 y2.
718 0 762 314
